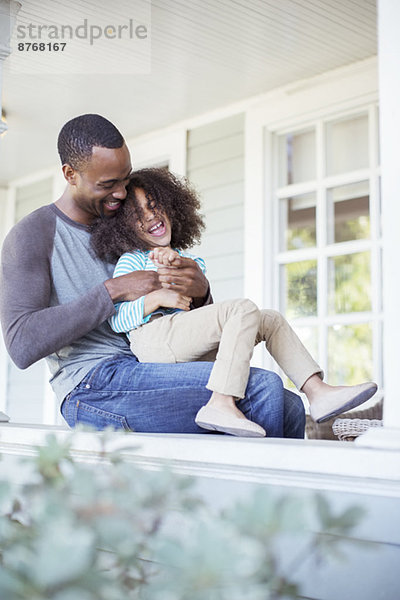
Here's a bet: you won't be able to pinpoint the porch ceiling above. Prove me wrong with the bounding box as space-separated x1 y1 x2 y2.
0 0 377 184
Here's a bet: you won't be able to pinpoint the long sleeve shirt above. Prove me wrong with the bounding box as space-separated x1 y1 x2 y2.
109 249 206 334
0 204 130 401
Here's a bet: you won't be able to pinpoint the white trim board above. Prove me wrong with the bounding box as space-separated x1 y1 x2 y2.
0 424 399 498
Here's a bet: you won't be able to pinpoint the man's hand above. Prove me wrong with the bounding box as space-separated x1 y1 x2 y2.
104 270 161 303
158 255 209 302
144 289 192 316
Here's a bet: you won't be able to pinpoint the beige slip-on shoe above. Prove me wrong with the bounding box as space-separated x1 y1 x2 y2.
309 382 378 423
195 405 266 437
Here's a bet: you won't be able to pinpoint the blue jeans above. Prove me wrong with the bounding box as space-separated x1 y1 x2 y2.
61 355 305 438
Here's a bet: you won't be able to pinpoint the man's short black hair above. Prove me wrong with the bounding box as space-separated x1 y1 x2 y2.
57 114 125 170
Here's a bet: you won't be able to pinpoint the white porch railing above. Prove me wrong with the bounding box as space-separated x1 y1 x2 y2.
1 423 399 498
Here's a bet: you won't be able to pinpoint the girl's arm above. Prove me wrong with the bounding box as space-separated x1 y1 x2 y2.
109 252 192 333
109 252 152 333
144 289 191 315
109 295 150 333
110 289 192 333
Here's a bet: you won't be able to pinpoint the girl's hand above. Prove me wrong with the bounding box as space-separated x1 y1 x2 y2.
144 289 192 316
150 247 180 267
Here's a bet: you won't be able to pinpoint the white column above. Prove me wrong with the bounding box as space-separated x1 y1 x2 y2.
357 0 400 448
243 109 273 369
378 0 400 428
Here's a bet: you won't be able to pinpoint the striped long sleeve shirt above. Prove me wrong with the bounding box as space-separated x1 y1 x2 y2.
109 249 207 335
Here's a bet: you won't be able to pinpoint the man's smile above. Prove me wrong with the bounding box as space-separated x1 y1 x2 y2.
103 199 122 211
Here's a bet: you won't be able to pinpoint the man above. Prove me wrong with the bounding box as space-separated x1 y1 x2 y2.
0 114 305 437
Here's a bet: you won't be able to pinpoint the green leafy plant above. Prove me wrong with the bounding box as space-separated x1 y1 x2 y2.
0 433 366 599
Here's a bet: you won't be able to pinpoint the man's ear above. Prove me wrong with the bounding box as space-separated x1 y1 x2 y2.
62 164 78 185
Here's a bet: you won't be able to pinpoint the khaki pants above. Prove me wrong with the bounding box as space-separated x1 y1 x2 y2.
129 298 322 399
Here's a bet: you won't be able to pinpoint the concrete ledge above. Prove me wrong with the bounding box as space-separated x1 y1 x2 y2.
1 423 399 497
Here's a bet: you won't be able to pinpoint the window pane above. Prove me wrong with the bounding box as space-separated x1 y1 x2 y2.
278 129 316 186
281 260 317 319
326 114 369 176
295 325 318 359
328 252 371 314
328 323 373 385
327 181 370 244
279 192 316 251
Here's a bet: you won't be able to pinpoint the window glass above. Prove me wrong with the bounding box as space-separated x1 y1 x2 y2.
295 325 318 359
328 323 373 385
281 260 317 319
279 192 316 251
327 181 370 244
326 114 368 175
328 252 371 314
278 129 316 186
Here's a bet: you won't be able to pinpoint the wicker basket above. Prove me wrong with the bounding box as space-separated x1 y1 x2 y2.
332 418 383 441
305 398 383 441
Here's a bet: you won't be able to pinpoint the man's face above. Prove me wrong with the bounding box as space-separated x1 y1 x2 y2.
69 144 132 224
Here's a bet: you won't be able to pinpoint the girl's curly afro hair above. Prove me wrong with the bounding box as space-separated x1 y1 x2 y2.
90 168 205 263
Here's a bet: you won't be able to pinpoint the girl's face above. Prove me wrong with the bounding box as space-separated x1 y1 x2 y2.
133 187 172 248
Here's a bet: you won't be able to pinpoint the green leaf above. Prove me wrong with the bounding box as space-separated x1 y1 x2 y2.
314 493 333 528
29 523 95 588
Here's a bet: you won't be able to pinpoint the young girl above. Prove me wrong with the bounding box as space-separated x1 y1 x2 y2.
91 168 377 438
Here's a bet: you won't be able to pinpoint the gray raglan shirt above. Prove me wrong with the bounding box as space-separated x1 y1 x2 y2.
0 204 133 402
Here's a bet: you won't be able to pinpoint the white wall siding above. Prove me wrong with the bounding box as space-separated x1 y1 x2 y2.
6 360 47 424
187 114 245 301
5 177 55 424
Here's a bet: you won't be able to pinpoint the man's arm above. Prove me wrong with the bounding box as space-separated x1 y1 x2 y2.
104 266 159 302
0 210 156 369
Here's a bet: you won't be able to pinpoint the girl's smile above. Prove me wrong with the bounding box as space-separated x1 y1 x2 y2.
148 220 167 237
134 187 172 248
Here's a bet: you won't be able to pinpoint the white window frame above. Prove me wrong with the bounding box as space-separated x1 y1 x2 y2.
271 104 382 391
